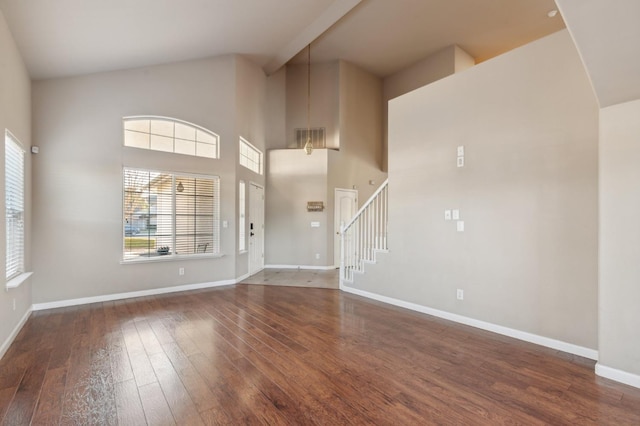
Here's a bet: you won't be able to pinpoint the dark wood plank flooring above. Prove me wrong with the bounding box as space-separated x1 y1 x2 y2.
1 284 639 425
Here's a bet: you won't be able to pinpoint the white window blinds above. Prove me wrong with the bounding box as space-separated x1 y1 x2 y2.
5 131 25 280
123 168 220 260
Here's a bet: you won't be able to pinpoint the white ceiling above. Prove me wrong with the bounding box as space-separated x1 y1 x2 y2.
0 0 564 81
555 0 640 108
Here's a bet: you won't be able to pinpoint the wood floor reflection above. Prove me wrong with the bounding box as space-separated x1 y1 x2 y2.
1 284 639 425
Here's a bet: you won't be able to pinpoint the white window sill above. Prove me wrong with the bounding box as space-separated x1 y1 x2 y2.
120 253 224 265
6 272 33 290
239 250 247 255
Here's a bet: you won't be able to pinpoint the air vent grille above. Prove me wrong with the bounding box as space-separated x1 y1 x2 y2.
295 128 326 149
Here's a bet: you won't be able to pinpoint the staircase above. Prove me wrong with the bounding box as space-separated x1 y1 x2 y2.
340 179 389 285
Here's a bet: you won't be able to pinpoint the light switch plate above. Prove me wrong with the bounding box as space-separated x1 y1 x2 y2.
444 210 452 221
222 220 228 228
457 220 464 232
457 146 464 156
452 209 460 220
457 156 464 167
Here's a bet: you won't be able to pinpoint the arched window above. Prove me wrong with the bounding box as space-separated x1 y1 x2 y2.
123 116 219 159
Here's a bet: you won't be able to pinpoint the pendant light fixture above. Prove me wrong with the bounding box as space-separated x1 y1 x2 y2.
303 43 313 155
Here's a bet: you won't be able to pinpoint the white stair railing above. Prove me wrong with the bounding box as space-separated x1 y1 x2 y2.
340 179 389 283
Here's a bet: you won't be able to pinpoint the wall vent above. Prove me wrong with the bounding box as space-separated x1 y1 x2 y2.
295 127 326 149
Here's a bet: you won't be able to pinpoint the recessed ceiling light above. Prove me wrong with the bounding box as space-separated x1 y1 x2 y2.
547 9 558 18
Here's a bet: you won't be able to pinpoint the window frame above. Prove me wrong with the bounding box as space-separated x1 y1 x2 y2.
123 116 220 159
239 180 246 253
239 137 263 175
5 130 26 283
122 167 221 263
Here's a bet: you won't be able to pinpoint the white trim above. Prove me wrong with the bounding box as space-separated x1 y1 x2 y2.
596 363 640 389
341 285 598 361
32 277 244 311
236 272 251 283
6 271 33 289
0 307 31 360
265 264 336 271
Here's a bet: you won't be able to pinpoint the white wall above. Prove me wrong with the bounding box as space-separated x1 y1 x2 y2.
0 10 32 355
599 98 640 378
31 55 261 304
351 30 599 351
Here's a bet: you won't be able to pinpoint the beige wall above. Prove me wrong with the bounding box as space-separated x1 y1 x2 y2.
266 61 386 267
0 10 32 354
265 68 287 151
381 45 474 171
32 55 263 304
351 30 599 350
286 62 340 149
265 149 329 266
235 56 267 277
599 98 640 376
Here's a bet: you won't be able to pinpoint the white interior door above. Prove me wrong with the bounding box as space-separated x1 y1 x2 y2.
334 188 358 267
249 183 265 275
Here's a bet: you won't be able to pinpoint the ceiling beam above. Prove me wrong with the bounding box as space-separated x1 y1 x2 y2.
264 0 362 75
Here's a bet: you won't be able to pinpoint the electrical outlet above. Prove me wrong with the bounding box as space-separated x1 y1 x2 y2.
12 298 16 311
444 210 452 221
179 267 185 276
456 221 464 232
315 253 320 260
457 156 464 167
452 209 460 220
456 289 464 300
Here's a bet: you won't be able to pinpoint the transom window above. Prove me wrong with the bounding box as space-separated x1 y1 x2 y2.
239 137 263 174
124 117 219 159
123 168 220 261
5 130 25 280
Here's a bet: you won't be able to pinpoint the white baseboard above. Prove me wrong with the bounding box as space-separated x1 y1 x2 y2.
0 308 32 360
265 264 336 271
32 277 242 311
596 363 640 389
341 285 598 361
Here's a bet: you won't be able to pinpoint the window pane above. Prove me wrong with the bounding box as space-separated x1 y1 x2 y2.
196 130 216 144
174 139 195 156
124 119 150 133
124 130 150 149
175 123 196 141
123 117 219 159
150 134 174 152
150 120 174 137
195 142 215 158
123 168 219 261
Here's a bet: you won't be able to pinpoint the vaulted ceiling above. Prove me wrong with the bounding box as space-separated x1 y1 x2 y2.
0 0 564 80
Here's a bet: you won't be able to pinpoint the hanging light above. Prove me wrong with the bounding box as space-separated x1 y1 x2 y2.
304 43 313 155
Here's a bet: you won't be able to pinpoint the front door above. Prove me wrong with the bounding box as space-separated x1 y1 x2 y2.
334 188 358 267
249 183 265 275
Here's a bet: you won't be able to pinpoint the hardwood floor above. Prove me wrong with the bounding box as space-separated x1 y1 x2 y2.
1 284 639 425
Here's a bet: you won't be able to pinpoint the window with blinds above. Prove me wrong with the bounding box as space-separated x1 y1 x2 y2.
239 181 246 252
239 137 263 174
5 130 25 280
123 117 219 159
123 168 220 261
